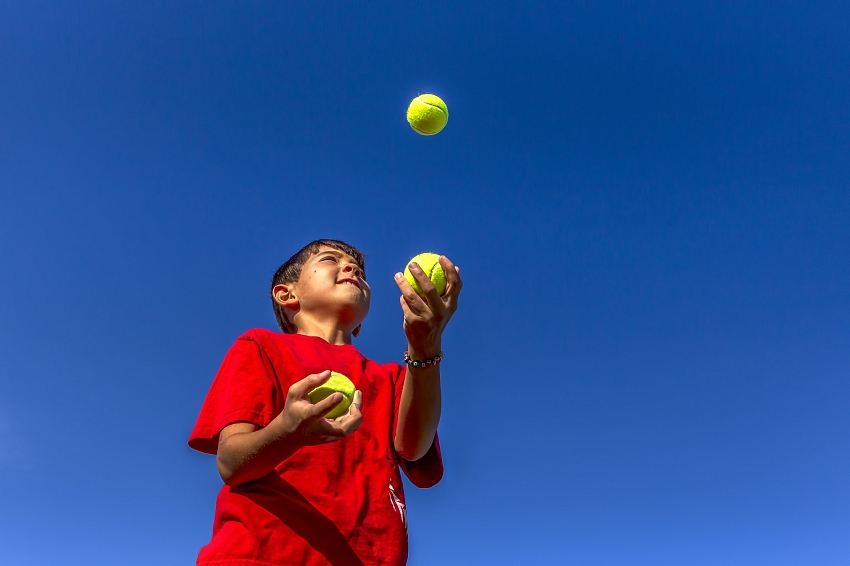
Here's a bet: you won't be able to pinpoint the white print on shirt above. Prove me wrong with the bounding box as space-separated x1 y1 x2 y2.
389 482 407 531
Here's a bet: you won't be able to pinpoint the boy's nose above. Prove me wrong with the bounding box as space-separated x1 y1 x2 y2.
343 263 363 278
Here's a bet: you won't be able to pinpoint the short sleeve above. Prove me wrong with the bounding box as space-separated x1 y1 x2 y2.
188 336 280 454
391 364 445 488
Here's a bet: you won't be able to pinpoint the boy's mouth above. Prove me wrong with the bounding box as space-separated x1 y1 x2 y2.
337 278 361 289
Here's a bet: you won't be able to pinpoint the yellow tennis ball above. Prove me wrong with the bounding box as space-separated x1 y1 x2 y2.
404 252 447 297
407 94 449 135
308 371 356 419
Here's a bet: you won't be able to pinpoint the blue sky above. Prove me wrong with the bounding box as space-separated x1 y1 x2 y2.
1 1 848 564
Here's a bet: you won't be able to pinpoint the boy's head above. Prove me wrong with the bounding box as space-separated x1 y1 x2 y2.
270 240 369 335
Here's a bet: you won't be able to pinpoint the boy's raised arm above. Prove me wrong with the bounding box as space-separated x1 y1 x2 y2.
216 371 363 486
393 256 462 461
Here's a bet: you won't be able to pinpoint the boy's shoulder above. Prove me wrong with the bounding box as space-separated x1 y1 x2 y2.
235 327 302 352
234 328 367 360
234 329 406 373
237 327 282 342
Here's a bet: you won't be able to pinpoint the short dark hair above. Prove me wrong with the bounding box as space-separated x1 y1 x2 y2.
270 239 366 333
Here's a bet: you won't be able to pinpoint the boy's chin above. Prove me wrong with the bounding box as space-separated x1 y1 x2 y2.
336 286 369 304
337 282 366 294
336 297 370 320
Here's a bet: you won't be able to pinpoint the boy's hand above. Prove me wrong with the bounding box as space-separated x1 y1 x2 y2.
394 255 462 358
216 371 362 486
278 370 363 445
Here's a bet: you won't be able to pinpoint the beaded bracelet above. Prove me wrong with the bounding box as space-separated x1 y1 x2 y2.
403 351 445 368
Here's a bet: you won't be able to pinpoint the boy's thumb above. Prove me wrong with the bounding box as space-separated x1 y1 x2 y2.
307 370 332 389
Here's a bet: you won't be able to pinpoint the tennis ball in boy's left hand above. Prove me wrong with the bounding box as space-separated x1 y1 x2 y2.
308 372 356 419
407 94 448 135
404 253 447 298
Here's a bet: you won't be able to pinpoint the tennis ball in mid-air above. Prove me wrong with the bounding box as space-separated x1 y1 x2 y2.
308 372 356 419
407 94 449 135
404 252 447 297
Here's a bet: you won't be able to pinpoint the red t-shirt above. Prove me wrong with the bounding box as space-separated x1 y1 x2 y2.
188 329 443 566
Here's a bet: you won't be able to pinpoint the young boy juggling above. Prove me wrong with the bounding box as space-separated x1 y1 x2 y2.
188 239 462 566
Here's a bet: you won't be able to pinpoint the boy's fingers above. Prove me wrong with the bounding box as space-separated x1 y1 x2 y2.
399 295 422 324
348 390 363 417
407 262 438 296
307 391 344 419
339 391 364 434
289 370 331 399
342 413 363 435
326 390 363 420
317 391 363 439
289 370 332 399
441 256 462 294
318 425 349 442
395 274 429 317
410 262 445 315
441 256 463 305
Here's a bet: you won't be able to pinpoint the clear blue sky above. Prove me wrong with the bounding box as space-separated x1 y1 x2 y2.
1 2 848 564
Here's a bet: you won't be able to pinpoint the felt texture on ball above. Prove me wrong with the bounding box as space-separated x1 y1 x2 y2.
404 252 447 297
407 94 448 135
308 372 356 419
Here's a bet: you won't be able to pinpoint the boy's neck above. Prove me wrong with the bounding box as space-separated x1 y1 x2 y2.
294 318 353 346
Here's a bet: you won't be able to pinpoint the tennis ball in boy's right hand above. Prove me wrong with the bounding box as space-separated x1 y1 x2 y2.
308 372 356 419
407 94 448 135
404 253 447 298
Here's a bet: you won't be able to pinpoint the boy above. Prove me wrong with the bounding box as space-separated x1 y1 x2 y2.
188 239 462 565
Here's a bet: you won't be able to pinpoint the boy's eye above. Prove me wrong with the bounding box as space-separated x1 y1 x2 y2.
321 256 338 262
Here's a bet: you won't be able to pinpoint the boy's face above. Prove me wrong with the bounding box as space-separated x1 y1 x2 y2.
288 245 371 328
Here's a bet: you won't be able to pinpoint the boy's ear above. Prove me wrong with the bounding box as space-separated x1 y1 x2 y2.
272 283 298 309
352 324 361 338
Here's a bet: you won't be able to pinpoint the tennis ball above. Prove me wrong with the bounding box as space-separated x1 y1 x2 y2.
308 372 356 419
407 94 448 135
404 252 447 297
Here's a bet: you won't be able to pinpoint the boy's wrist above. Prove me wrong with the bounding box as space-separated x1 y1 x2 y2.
268 413 300 446
404 350 444 369
406 341 442 361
